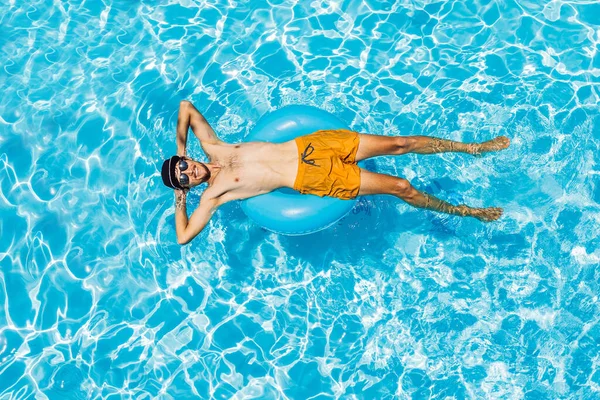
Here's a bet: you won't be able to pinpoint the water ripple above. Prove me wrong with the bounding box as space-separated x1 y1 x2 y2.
1 0 600 398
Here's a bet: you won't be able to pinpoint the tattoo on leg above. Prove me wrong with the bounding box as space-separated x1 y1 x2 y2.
422 137 469 154
415 136 510 156
410 191 502 222
420 193 466 215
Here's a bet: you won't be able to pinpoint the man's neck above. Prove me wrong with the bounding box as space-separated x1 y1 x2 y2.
203 162 221 185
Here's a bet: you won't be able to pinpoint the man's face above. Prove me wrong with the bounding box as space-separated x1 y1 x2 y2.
176 157 209 189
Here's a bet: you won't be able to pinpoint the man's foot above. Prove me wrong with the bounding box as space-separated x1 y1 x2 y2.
470 207 503 222
468 136 510 156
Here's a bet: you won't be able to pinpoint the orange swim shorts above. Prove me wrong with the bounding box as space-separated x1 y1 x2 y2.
293 129 361 200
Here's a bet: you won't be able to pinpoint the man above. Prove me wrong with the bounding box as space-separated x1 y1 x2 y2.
161 101 509 244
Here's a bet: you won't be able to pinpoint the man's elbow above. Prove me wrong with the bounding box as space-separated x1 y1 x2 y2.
177 237 190 246
176 230 192 245
177 230 201 245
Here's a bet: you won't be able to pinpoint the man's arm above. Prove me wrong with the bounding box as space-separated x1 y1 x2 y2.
174 191 219 245
176 100 222 156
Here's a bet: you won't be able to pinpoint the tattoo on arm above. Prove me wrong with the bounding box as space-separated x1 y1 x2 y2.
175 194 186 211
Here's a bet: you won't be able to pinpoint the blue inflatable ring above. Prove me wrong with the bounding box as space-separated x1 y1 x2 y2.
240 105 365 235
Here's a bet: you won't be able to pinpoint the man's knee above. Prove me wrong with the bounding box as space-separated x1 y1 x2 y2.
393 178 414 198
394 137 411 155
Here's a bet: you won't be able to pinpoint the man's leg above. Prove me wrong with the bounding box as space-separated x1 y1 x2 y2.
358 169 503 222
407 135 510 156
355 133 510 162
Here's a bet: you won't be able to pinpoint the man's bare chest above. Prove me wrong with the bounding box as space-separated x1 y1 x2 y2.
201 141 299 200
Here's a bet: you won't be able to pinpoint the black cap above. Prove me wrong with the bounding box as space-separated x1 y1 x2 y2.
161 155 184 190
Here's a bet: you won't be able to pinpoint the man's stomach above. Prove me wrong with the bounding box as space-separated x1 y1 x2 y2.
236 140 300 190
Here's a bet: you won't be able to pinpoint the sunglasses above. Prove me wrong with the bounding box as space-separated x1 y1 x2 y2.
178 159 190 186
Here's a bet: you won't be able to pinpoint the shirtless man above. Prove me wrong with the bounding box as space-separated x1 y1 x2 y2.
161 101 509 245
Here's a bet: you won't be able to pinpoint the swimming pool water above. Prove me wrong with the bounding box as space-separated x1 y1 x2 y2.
1 0 599 398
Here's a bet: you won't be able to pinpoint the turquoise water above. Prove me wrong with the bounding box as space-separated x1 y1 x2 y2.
1 0 600 398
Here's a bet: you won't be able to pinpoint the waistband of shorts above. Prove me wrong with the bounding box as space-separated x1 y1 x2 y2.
293 136 305 192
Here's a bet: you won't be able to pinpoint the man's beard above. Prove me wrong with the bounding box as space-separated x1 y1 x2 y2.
199 163 211 183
